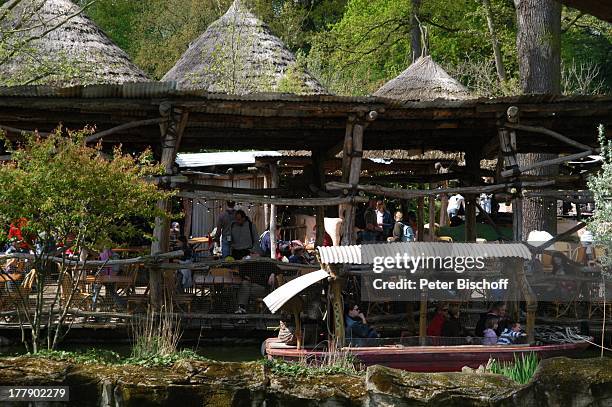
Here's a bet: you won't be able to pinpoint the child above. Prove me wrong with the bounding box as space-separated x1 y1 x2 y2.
482 317 499 345
497 322 526 345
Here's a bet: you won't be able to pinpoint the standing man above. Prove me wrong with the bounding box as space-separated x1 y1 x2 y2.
376 200 393 239
447 194 465 218
230 210 259 260
214 201 236 258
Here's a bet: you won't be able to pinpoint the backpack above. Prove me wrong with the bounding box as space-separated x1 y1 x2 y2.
400 222 414 242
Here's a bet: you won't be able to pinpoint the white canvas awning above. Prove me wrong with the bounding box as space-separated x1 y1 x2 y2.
263 269 329 313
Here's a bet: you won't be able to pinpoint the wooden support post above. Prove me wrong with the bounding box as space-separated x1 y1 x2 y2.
417 192 425 242
405 302 416 335
464 150 480 242
419 290 428 345
341 122 364 245
329 270 345 350
514 259 537 344
439 191 448 227
150 104 188 308
183 198 193 238
428 193 436 241
313 151 326 247
294 310 303 350
263 171 270 227
269 163 279 260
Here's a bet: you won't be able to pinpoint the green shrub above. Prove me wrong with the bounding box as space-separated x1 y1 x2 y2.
489 353 539 384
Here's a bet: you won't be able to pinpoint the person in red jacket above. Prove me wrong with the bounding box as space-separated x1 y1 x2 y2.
426 304 449 336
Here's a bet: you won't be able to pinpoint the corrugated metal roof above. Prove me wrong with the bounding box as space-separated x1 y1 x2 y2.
263 269 329 313
318 242 532 264
318 245 362 264
176 151 281 168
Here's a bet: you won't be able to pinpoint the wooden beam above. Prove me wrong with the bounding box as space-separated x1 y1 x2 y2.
326 180 554 200
417 195 425 242
529 222 587 254
178 191 368 206
85 118 165 144
173 182 288 196
505 122 594 152
501 150 594 178
0 124 51 137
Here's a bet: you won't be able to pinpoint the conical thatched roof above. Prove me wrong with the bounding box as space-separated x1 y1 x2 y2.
374 56 470 101
0 0 149 87
162 0 326 95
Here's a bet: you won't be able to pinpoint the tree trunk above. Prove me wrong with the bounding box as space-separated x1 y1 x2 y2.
411 0 422 61
515 0 561 94
482 0 506 82
514 0 561 237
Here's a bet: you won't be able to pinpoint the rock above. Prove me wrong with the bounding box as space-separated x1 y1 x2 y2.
268 373 365 406
365 364 520 406
528 357 612 407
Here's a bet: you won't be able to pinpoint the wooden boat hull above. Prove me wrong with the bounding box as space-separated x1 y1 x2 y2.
264 338 592 372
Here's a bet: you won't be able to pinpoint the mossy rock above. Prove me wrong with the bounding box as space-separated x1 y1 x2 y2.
365 365 520 406
529 357 612 407
267 373 365 406
0 356 70 385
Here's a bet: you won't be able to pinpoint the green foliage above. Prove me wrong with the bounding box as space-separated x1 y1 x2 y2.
29 348 123 365
0 128 169 252
262 357 363 377
489 353 539 384
588 125 612 274
23 348 208 367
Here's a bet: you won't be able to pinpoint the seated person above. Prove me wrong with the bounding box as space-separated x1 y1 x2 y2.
288 246 309 264
426 303 448 336
345 302 380 342
497 321 526 345
482 317 499 345
475 302 509 336
441 306 464 337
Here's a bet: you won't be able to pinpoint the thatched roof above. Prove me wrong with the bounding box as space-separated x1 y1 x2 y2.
374 56 471 101
0 0 149 87
162 0 326 95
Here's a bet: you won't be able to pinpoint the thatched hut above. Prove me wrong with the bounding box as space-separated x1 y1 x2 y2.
162 0 326 95
0 0 149 86
374 56 471 101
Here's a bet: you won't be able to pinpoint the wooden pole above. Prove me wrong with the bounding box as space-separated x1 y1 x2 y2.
328 267 345 350
150 105 188 308
341 122 364 245
465 150 480 242
417 194 425 242
183 198 193 238
313 151 326 247
263 171 270 227
514 259 537 344
419 290 428 345
428 193 436 241
269 163 279 260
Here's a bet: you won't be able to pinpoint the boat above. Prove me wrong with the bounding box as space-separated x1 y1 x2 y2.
263 337 591 372
262 243 593 372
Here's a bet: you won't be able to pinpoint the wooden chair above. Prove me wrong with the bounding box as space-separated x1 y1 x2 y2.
163 270 194 314
0 269 37 318
59 272 93 311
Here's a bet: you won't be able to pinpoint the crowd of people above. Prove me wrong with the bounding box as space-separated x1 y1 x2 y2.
357 199 418 243
341 300 526 346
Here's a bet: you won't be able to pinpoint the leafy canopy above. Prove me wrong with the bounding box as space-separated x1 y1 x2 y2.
0 129 170 252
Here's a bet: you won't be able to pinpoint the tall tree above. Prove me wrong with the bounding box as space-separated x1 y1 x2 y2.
410 0 422 62
514 0 562 238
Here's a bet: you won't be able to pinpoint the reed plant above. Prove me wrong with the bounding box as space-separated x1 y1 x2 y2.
489 352 539 384
130 304 182 360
